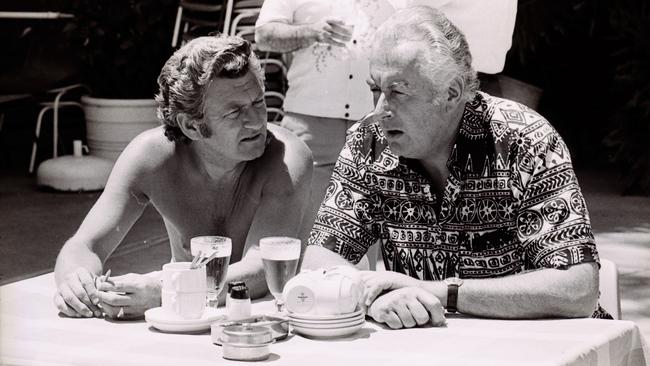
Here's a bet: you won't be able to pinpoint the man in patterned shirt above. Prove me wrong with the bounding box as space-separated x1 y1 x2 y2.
302 6 609 329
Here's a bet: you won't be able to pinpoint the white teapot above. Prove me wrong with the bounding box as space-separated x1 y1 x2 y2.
282 266 362 315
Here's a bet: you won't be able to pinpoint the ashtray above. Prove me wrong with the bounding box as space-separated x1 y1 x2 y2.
211 314 289 345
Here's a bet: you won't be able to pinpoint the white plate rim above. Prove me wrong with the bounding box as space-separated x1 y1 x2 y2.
288 308 363 320
144 307 224 326
290 318 365 329
291 322 365 338
289 313 364 325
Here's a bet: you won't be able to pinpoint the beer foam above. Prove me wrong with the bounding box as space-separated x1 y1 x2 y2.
190 236 232 257
260 237 301 260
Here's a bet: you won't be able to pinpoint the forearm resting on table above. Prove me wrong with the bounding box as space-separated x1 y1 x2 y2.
54 238 104 284
419 262 599 319
301 245 355 271
222 252 269 304
255 23 318 53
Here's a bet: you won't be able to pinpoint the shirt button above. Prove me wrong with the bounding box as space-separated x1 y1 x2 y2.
345 104 350 109
352 40 357 45
349 74 353 79
344 113 350 118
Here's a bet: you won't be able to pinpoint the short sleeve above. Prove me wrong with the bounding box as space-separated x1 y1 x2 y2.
308 127 379 265
515 131 599 270
255 0 294 27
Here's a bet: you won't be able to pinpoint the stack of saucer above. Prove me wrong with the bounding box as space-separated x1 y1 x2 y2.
288 308 365 338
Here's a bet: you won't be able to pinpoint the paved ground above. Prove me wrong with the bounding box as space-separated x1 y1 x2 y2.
0 168 648 340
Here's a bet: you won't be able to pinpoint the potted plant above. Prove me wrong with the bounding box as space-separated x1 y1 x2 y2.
64 0 177 161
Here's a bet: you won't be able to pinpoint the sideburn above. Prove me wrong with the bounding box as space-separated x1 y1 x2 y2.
198 122 212 138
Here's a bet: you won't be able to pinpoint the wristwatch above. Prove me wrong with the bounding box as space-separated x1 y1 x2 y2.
443 276 464 313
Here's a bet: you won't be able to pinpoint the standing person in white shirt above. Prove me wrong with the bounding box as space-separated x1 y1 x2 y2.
255 0 517 222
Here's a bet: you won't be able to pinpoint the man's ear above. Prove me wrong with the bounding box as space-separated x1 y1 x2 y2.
446 75 464 106
177 113 203 141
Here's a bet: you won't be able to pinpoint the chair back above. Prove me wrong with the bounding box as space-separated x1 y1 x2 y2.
599 258 621 320
172 0 226 47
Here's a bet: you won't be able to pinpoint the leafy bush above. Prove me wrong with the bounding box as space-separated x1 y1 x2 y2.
604 0 650 195
64 0 177 99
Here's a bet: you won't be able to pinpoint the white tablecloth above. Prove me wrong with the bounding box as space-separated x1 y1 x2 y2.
1 273 648 366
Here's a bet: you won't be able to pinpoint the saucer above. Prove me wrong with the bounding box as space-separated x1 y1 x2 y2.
290 317 364 329
288 308 363 321
144 307 225 333
289 312 364 325
291 321 365 338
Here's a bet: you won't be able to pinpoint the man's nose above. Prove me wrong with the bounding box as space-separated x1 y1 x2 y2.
374 93 393 122
242 104 265 127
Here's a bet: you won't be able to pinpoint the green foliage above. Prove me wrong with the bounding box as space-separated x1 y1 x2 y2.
63 0 177 99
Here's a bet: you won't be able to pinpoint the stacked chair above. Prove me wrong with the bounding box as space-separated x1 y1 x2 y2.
172 0 288 124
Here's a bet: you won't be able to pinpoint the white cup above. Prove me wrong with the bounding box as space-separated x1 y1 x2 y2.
283 268 361 315
161 262 207 319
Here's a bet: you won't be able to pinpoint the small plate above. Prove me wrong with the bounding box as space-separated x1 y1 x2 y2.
290 318 364 329
144 307 224 333
288 308 363 321
289 313 364 325
291 321 365 338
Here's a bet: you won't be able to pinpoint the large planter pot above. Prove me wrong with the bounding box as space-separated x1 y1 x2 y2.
82 96 160 161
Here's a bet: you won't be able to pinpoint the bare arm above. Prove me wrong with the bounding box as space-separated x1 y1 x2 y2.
363 262 599 320
53 131 158 317
225 124 313 301
302 244 353 270
255 19 353 53
255 22 319 52
452 263 599 318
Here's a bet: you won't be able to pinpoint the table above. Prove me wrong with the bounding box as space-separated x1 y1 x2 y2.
1 273 648 366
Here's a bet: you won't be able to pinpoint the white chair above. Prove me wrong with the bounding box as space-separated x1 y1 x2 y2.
29 84 89 173
171 0 225 48
599 258 621 319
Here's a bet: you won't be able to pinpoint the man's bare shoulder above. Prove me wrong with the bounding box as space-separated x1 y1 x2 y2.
107 126 178 188
115 126 176 171
256 124 313 192
265 123 312 168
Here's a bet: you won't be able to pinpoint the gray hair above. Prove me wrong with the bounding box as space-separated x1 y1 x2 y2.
155 35 264 143
374 6 479 103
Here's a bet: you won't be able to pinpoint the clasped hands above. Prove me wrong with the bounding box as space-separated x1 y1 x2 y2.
359 271 446 329
54 268 160 319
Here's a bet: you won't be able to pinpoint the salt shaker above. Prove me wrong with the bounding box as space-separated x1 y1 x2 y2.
226 281 245 312
227 284 251 321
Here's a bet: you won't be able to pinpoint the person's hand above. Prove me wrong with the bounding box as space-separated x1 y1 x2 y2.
54 268 103 318
96 273 161 319
360 270 418 308
309 18 353 47
366 287 446 329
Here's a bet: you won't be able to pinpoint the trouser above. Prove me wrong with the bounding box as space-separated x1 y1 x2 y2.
281 112 355 220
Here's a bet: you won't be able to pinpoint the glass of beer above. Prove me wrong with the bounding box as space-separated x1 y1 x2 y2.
190 236 232 308
260 237 301 312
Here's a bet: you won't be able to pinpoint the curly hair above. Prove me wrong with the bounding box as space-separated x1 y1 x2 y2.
155 35 264 143
375 6 479 104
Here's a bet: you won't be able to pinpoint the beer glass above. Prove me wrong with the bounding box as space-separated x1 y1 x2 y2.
190 236 232 308
260 237 301 312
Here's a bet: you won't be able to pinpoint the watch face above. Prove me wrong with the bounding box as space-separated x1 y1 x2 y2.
445 277 463 286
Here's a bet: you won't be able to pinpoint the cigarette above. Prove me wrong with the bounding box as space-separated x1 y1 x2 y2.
103 269 112 283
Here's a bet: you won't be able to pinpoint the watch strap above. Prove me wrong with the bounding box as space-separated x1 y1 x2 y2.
446 283 459 313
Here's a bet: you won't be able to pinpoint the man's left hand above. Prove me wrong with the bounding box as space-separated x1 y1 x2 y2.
360 270 418 307
367 287 446 329
96 273 161 319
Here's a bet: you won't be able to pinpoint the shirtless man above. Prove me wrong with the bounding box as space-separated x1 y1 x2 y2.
53 35 312 319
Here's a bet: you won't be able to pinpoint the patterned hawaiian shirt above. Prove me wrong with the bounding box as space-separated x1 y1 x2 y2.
309 92 601 281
